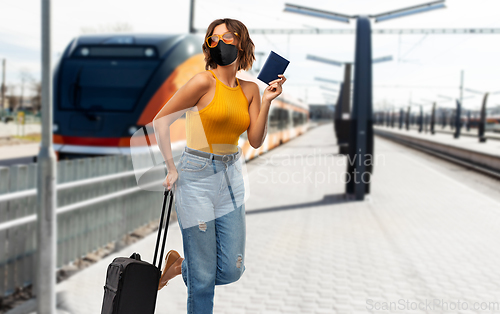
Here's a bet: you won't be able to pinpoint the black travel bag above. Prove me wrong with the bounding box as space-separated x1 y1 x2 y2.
100 187 174 314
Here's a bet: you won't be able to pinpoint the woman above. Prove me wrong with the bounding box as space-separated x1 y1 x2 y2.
152 18 286 312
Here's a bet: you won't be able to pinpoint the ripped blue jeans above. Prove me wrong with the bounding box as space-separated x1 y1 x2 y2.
172 147 246 314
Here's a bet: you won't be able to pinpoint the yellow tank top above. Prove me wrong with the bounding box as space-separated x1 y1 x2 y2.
185 70 250 155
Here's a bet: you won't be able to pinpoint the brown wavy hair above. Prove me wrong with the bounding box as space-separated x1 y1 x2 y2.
202 18 255 71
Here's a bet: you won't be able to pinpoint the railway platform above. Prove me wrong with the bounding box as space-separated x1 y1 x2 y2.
12 122 500 314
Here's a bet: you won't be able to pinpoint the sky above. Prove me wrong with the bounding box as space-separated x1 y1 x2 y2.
1 0 500 113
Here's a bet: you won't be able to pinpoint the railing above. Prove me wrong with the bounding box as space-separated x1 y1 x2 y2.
0 152 170 297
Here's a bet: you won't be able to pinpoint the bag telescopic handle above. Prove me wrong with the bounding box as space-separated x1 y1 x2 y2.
153 187 173 271
142 125 172 271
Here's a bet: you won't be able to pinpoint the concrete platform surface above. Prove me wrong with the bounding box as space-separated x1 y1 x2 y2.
0 143 39 160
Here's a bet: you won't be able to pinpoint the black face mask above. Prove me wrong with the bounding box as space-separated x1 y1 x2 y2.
210 40 238 66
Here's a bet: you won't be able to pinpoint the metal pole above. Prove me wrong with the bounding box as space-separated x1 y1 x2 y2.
399 108 403 129
479 93 488 143
189 0 195 34
466 110 471 132
346 16 371 200
37 0 57 313
460 70 464 113
337 63 352 154
418 105 423 133
1 59 5 114
454 99 461 139
406 106 410 130
430 102 436 134
341 63 351 118
334 82 343 137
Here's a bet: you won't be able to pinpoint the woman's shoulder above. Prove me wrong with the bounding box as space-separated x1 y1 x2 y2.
238 78 260 93
186 71 215 90
193 70 215 84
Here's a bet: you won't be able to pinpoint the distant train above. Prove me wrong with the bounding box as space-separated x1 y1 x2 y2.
466 116 500 133
41 34 309 162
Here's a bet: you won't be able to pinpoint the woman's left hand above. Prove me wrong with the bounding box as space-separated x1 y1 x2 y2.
263 75 286 103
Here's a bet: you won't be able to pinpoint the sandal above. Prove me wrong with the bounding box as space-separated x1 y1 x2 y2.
158 249 183 290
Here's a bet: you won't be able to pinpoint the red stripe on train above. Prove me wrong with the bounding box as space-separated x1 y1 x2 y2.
53 134 130 147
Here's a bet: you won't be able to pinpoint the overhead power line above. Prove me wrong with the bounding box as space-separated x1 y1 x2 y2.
195 28 500 35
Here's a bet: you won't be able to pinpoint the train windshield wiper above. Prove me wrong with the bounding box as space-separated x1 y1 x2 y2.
72 67 98 120
72 67 83 110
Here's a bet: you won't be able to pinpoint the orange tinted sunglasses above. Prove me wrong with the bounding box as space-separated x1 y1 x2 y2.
206 31 239 48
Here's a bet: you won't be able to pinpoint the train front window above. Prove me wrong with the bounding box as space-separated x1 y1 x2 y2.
60 59 159 112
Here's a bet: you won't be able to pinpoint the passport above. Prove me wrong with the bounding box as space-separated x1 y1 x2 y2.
257 51 290 85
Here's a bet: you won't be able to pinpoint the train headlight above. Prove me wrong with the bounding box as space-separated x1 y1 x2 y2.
128 126 138 135
53 123 58 132
81 47 89 56
144 48 155 57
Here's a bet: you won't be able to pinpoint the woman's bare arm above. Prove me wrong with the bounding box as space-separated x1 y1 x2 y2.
246 82 269 148
247 75 286 148
153 72 211 172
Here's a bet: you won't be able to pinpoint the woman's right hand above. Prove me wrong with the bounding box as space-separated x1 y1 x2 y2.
163 169 179 191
